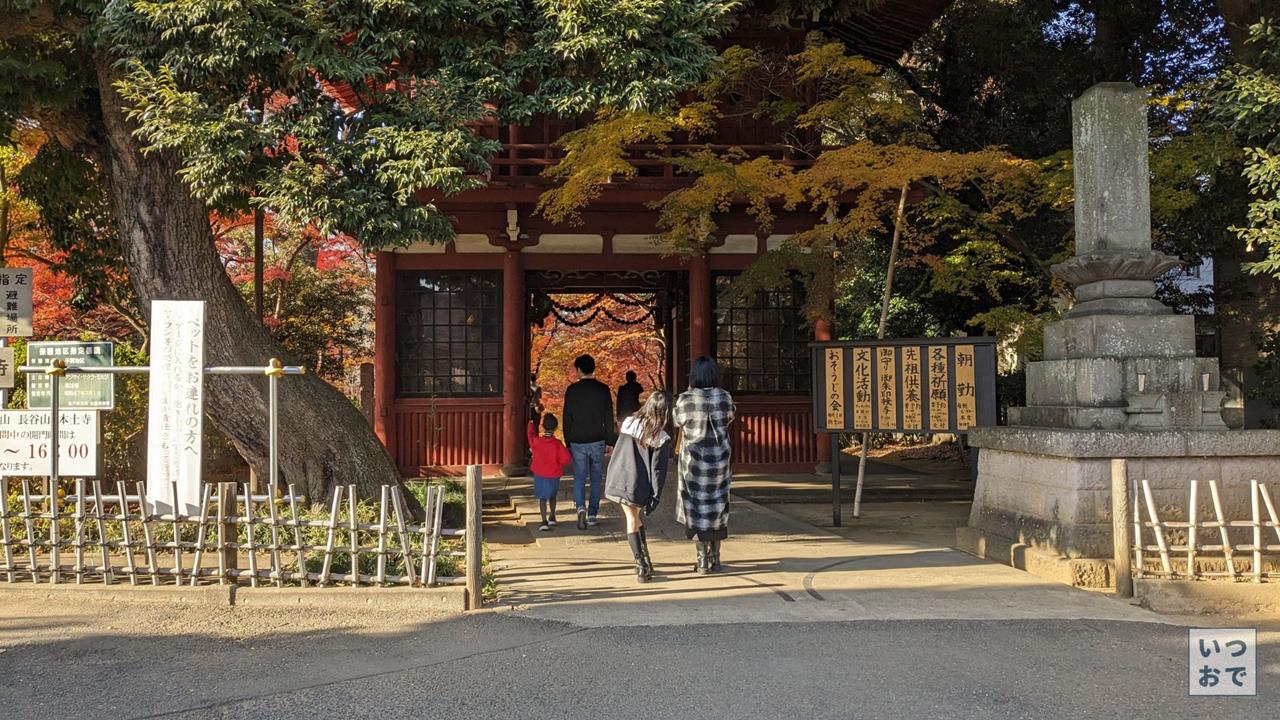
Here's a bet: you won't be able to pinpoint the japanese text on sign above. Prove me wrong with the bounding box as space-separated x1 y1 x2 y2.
26 341 115 410
0 268 33 337
852 348 873 430
927 346 950 432
901 347 922 430
0 410 99 476
1189 628 1256 696
0 345 13 390
825 348 845 430
812 338 996 434
145 301 204 516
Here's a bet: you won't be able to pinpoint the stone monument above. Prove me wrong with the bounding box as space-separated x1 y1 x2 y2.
958 83 1280 587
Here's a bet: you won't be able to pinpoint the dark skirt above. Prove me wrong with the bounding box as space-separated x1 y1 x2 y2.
686 527 728 542
533 475 561 500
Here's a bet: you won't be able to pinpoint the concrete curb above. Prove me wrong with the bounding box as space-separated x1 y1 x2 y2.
955 526 1113 589
1135 578 1280 616
0 583 467 612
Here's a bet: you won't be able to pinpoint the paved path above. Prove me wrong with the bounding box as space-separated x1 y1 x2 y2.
489 488 1162 627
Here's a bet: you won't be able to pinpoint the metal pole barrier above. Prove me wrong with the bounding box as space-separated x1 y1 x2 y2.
465 465 483 610
267 358 281 497
831 433 842 527
48 360 65 584
1111 458 1133 598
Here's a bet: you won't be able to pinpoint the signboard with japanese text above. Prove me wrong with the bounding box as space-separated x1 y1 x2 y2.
0 345 13 390
811 338 997 434
0 410 99 476
26 341 115 410
0 268 33 337
145 301 204 515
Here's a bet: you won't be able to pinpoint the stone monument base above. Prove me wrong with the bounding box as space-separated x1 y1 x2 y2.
958 426 1280 588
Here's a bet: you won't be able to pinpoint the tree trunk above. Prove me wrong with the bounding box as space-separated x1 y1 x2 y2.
92 55 405 505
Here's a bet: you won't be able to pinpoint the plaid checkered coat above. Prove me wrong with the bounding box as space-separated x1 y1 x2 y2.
673 387 736 534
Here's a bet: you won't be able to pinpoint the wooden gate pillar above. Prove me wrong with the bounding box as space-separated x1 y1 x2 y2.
373 251 397 464
501 249 528 476
688 252 712 361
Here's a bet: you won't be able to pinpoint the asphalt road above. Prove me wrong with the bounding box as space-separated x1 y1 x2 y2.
2 607 1275 720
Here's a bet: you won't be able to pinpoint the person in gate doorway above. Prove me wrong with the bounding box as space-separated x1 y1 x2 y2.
528 413 572 531
616 370 643 421
604 391 672 583
562 354 615 530
674 356 735 574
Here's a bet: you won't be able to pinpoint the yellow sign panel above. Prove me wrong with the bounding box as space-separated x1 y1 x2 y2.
954 344 977 430
927 345 950 431
876 346 897 429
852 347 873 430
901 346 923 430
824 348 846 429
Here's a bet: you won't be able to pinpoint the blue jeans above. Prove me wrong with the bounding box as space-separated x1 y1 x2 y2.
570 441 605 516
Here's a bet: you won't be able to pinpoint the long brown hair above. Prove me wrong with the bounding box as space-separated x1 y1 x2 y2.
632 391 671 447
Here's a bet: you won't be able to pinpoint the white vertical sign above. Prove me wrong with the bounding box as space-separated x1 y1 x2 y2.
0 268 34 337
146 301 204 515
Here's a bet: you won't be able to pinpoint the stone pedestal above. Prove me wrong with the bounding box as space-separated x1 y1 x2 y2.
959 427 1280 587
959 82 1279 589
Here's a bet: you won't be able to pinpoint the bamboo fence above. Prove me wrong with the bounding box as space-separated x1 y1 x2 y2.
0 480 464 587
1132 478 1280 582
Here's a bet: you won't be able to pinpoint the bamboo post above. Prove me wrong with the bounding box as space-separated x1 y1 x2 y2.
1131 472 1143 578
419 485 436 586
169 482 183 586
1187 480 1199 579
1252 479 1262 583
347 485 359 586
115 481 137 586
390 485 416 587
428 484 445 586
0 483 12 583
375 485 389 586
92 481 112 584
265 487 283 588
1208 480 1236 579
217 482 237 584
73 478 85 584
1140 479 1173 574
20 479 36 583
188 484 213 587
243 482 259 588
138 483 160 586
465 465 483 610
319 486 341 586
286 484 307 587
1110 459 1132 598
1260 482 1280 546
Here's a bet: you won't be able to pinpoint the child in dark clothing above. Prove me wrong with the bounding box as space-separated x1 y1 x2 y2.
527 414 572 531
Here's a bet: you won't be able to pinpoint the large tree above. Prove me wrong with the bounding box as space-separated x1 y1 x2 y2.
0 0 732 500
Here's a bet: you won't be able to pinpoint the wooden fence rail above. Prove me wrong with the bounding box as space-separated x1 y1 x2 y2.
0 480 467 588
1129 474 1280 583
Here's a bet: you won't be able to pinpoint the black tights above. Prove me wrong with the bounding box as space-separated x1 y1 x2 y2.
539 498 558 523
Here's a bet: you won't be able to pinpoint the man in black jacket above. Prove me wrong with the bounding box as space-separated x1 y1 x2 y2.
616 370 643 420
562 354 614 529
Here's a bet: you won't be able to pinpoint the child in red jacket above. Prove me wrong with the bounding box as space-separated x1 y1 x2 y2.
528 414 572 531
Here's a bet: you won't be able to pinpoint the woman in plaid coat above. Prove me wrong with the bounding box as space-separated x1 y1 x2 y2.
673 356 736 574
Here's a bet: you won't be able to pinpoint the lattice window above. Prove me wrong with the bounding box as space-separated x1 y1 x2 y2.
396 271 501 397
713 274 811 394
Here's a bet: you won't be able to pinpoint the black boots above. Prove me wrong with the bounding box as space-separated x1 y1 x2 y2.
627 531 651 583
709 540 723 572
694 541 710 574
638 527 653 580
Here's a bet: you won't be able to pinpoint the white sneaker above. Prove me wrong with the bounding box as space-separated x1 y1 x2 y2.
586 515 599 527
539 523 551 532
